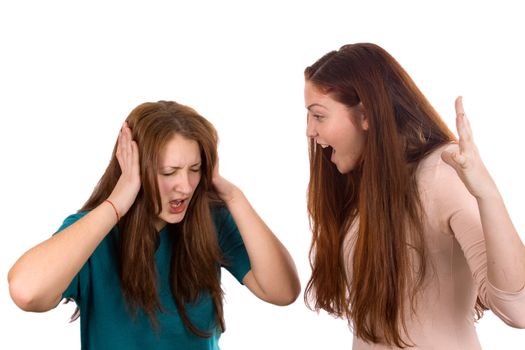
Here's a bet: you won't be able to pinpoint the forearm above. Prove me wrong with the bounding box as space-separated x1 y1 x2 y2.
8 202 117 311
225 188 300 304
478 192 525 292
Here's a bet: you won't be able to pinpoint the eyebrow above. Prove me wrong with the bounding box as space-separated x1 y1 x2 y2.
307 103 328 111
161 162 201 170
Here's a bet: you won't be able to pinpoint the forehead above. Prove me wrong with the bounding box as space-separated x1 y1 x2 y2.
304 81 344 111
159 134 201 166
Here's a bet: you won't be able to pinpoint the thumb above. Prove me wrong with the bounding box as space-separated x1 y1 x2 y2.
441 151 467 169
441 150 455 167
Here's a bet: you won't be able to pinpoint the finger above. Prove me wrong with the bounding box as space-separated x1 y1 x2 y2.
120 125 129 155
131 140 140 167
116 124 125 160
441 150 468 169
455 96 465 117
452 152 467 168
117 123 132 166
123 125 133 156
441 150 454 166
441 151 462 173
455 96 467 135
454 96 475 155
456 97 473 137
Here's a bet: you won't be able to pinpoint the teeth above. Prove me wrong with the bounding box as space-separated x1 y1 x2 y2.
319 144 329 149
171 200 183 207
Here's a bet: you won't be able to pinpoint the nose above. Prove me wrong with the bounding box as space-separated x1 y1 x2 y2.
306 115 318 138
174 171 193 195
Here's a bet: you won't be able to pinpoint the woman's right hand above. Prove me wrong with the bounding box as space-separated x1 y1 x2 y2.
107 122 141 218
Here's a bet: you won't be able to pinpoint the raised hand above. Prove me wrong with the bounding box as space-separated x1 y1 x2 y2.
211 157 239 204
107 122 141 217
441 97 498 199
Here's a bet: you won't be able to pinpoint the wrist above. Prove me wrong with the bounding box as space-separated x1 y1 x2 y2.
475 189 502 206
222 185 243 205
473 179 501 201
104 199 121 223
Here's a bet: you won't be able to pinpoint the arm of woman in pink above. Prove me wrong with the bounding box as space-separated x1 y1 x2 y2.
442 97 525 295
8 124 141 312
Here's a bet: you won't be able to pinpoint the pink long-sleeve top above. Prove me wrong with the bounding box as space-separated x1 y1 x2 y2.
344 144 525 349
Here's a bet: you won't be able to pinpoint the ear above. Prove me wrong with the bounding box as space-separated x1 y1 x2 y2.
357 102 369 131
360 115 369 131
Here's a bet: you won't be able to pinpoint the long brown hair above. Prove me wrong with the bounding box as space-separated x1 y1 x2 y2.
304 43 486 347
81 101 224 337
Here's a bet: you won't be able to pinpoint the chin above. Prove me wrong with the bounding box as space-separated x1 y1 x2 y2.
336 164 351 174
162 212 187 225
336 157 360 174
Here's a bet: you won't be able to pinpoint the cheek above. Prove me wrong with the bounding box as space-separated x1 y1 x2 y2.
339 127 366 155
157 178 172 197
330 125 349 146
351 132 367 158
325 119 350 143
190 174 202 192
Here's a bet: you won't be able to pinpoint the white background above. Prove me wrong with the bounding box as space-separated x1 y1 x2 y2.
1 1 524 349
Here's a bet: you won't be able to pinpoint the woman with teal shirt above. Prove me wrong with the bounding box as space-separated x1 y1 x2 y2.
8 100 300 349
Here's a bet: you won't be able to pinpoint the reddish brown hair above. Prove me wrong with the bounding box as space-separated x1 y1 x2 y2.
81 101 224 337
304 43 485 347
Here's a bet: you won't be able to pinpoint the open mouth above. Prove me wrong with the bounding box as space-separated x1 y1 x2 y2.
168 198 188 214
321 145 334 157
170 199 186 208
170 199 184 207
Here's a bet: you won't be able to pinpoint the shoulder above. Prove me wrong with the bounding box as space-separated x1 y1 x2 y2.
417 143 457 172
417 143 460 188
211 205 230 221
417 143 477 221
211 205 236 235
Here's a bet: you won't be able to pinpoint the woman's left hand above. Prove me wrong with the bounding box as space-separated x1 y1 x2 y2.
212 158 239 203
441 96 498 199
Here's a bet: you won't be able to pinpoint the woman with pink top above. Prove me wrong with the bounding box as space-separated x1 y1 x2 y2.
303 43 525 349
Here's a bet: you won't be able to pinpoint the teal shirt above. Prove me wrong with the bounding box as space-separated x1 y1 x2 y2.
56 207 251 350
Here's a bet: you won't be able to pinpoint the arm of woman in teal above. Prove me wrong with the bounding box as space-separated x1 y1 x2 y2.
212 166 301 306
442 96 525 293
8 124 140 312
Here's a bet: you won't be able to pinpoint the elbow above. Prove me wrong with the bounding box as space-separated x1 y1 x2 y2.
273 278 302 306
506 318 525 329
277 292 300 306
8 272 56 312
9 278 36 311
287 278 302 305
513 323 525 330
493 308 525 329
